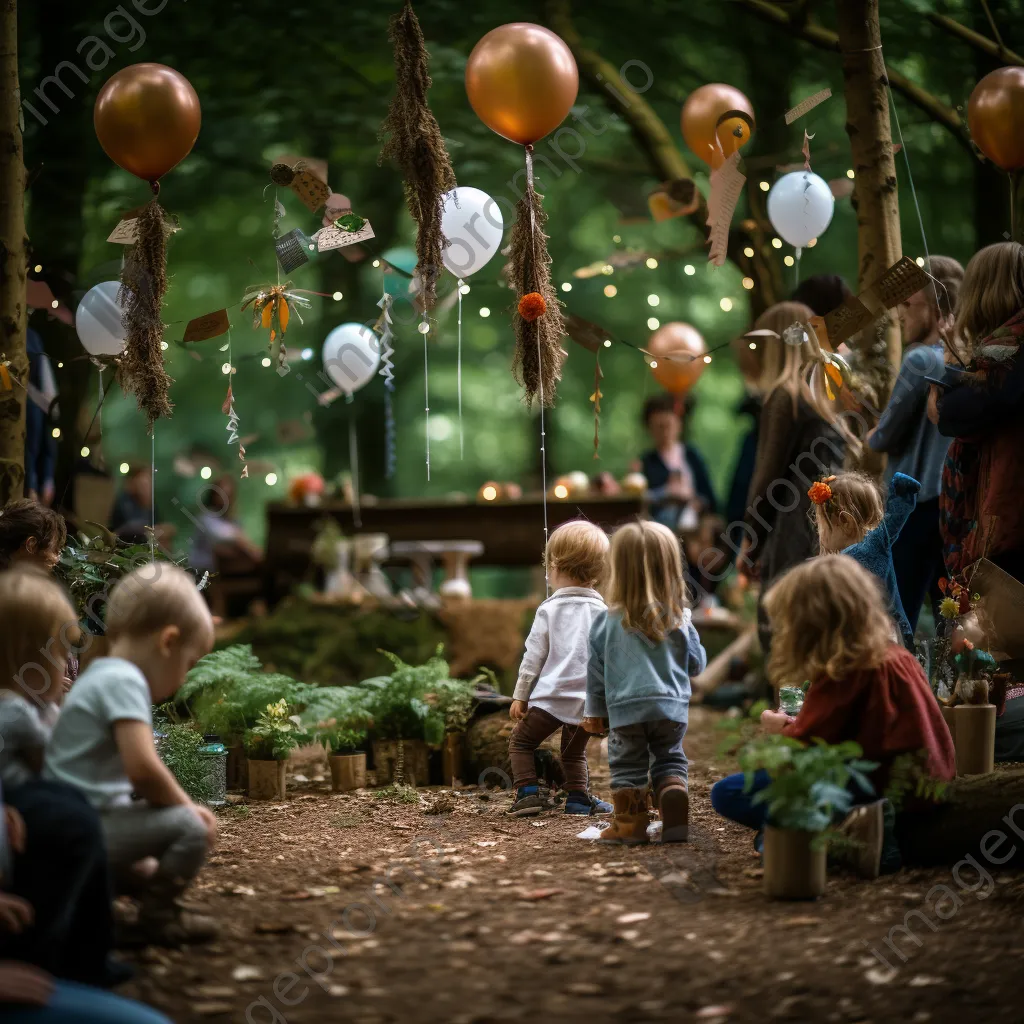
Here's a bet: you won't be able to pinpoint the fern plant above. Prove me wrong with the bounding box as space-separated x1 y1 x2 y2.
177 645 313 744
301 686 373 754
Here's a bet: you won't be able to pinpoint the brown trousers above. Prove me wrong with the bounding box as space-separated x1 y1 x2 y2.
508 706 590 792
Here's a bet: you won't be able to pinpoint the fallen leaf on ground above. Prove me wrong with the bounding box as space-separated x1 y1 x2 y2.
865 966 897 985
783 915 820 927
521 888 565 901
697 1006 733 1019
567 982 602 996
231 966 264 982
231 886 257 897
617 911 650 924
910 975 944 987
474 841 498 847
191 1002 233 1017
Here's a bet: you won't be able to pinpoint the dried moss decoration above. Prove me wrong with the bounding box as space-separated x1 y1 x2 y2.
119 197 173 425
509 148 566 408
378 0 456 310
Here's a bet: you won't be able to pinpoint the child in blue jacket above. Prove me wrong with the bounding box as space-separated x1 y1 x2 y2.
584 521 707 844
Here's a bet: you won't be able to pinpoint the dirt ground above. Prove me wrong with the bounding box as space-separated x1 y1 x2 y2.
123 707 1024 1024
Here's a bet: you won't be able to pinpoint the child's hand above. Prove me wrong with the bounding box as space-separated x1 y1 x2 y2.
760 709 793 735
509 700 528 721
582 716 607 735
3 807 26 855
0 962 53 1005
192 804 218 849
0 894 33 934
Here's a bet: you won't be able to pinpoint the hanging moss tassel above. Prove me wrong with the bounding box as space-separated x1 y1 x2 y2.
119 194 173 426
509 146 566 408
378 0 456 310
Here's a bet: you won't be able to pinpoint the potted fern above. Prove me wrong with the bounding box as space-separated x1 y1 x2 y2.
244 699 308 800
177 645 311 789
738 735 877 900
425 676 480 785
302 687 372 792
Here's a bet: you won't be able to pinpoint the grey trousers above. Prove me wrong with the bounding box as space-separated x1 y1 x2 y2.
102 803 208 891
608 719 688 790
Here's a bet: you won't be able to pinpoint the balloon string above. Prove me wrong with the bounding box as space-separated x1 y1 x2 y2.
457 280 464 460
794 248 802 288
347 394 361 529
422 310 430 482
150 425 156 560
525 144 550 598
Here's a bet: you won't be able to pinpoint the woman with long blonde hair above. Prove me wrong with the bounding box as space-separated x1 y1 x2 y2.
738 301 848 654
710 555 954 877
583 521 706 846
934 241 1024 585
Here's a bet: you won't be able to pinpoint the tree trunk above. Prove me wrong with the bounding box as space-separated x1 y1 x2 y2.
836 0 903 380
0 0 28 504
900 766 1024 866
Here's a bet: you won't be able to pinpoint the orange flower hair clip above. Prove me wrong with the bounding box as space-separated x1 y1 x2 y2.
807 475 836 506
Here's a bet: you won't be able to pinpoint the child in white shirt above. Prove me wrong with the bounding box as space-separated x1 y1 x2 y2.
46 563 217 946
507 521 612 816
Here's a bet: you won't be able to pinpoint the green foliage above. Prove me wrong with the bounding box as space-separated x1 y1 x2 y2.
55 531 178 630
374 782 420 804
884 750 950 812
178 645 312 743
156 722 213 803
301 685 373 753
310 518 346 570
244 699 309 760
738 735 878 836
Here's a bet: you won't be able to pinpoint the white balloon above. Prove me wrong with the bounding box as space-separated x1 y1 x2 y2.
440 186 504 278
767 171 835 250
322 323 380 396
76 281 128 357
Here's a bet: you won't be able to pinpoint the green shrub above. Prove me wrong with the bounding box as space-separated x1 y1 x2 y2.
156 722 213 803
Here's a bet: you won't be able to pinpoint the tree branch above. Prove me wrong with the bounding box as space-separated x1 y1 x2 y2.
735 0 976 158
926 11 1024 67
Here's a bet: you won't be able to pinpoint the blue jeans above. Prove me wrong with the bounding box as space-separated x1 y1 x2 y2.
4 981 171 1023
608 719 687 789
710 769 772 833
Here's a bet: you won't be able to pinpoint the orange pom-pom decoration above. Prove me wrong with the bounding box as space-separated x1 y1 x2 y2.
518 292 547 322
807 481 833 506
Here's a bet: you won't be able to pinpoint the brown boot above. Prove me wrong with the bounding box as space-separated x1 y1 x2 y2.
656 776 689 843
597 787 650 845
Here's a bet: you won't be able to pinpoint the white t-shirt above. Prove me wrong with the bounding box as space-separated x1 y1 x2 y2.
512 587 607 725
44 657 153 809
0 691 59 789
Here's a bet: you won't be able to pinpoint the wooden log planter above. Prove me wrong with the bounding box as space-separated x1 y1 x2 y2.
372 739 429 787
763 827 827 901
329 752 367 792
247 759 287 801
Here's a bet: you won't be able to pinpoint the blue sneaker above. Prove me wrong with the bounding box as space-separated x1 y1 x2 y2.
564 790 613 815
508 785 545 817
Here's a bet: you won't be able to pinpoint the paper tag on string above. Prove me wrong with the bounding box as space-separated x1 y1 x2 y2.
323 192 352 228
785 88 832 125
823 294 875 345
648 179 698 223
107 218 139 244
183 309 230 343
289 170 331 212
707 152 745 267
313 220 375 252
871 256 930 309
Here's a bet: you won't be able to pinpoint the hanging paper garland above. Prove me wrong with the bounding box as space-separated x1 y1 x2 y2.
377 291 397 478
591 355 603 459
222 331 248 478
94 63 201 426
378 0 456 310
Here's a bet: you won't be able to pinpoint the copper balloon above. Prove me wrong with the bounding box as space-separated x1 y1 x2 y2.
681 84 755 165
648 323 707 395
465 23 578 145
94 63 201 182
968 66 1024 172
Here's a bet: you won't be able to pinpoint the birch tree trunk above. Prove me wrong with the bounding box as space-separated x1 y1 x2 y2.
0 0 27 504
836 0 903 380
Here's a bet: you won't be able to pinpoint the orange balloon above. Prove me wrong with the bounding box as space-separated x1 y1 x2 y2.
648 323 707 395
968 66 1024 172
466 24 578 145
94 63 201 182
681 84 755 165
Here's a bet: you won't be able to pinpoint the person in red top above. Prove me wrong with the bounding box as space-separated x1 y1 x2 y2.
711 555 954 877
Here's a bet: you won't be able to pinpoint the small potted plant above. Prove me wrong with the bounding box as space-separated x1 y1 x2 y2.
244 699 307 800
738 735 877 900
304 687 373 792
424 676 479 785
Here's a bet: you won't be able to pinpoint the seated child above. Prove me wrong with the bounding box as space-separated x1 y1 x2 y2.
0 572 73 789
46 563 218 946
809 471 920 648
0 575 124 987
508 521 612 816
710 555 955 876
584 520 707 844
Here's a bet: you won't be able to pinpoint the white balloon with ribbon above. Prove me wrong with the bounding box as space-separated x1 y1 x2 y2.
767 170 835 252
76 281 128 357
322 322 381 528
440 186 504 278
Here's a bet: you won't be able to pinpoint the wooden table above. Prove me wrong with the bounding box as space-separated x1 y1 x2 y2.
264 494 645 603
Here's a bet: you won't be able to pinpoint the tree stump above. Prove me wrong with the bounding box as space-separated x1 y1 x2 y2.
464 709 564 791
